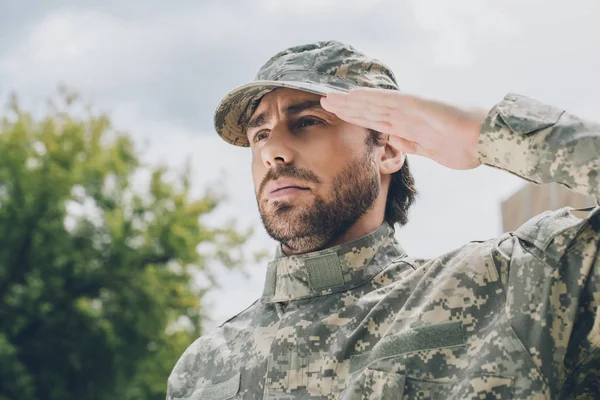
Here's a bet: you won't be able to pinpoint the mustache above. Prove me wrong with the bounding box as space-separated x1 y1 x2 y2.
258 164 321 197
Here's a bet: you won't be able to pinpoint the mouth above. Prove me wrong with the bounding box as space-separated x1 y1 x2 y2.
266 186 309 200
272 185 307 193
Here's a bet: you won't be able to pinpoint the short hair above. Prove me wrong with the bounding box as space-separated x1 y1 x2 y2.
366 130 417 227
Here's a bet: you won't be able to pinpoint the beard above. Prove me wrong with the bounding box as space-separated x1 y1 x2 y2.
256 149 380 254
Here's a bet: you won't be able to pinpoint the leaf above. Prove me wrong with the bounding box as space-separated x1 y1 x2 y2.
0 89 253 400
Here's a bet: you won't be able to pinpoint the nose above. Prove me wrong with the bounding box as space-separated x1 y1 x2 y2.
260 123 295 169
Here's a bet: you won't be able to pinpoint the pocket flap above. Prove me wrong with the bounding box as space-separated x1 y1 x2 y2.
350 321 465 373
513 207 584 250
341 369 405 400
363 369 405 400
191 372 240 400
496 93 564 135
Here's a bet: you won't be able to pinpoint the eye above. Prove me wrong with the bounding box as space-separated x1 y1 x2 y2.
296 117 323 129
251 130 269 143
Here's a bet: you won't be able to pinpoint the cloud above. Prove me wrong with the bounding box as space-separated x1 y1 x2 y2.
1 10 164 90
409 0 520 67
0 1 425 132
0 4 259 131
1 0 599 325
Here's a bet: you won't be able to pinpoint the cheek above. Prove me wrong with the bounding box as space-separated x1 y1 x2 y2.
250 156 265 194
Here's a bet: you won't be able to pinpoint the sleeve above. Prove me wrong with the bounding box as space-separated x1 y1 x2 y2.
503 206 600 397
477 92 600 203
479 93 600 396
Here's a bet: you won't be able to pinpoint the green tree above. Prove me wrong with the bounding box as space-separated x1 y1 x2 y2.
0 88 251 400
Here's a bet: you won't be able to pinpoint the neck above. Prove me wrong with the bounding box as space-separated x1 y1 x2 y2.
281 208 387 256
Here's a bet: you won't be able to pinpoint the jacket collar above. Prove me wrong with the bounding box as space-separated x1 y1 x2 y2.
261 222 405 303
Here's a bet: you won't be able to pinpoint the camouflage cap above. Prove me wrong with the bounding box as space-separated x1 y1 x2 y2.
213 40 400 147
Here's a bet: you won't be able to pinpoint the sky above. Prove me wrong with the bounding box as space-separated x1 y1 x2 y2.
1 0 599 328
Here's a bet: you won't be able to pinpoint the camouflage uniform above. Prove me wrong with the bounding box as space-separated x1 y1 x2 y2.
167 41 600 399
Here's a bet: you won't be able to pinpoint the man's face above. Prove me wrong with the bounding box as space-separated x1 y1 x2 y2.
246 88 381 254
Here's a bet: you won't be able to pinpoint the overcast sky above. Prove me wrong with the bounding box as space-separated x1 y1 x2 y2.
1 0 599 327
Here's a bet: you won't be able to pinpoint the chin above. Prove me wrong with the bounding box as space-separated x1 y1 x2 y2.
263 198 307 215
262 209 309 235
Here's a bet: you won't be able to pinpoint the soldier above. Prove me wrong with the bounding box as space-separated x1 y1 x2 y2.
167 41 599 399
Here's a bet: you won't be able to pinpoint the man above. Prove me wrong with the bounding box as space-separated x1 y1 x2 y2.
167 41 599 399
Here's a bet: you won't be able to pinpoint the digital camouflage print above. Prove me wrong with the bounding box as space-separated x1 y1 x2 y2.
213 41 399 147
169 41 600 399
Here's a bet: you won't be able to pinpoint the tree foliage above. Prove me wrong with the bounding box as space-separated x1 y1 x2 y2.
0 89 251 400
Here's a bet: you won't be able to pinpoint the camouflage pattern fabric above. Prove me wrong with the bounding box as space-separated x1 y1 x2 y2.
213 41 399 147
167 91 600 399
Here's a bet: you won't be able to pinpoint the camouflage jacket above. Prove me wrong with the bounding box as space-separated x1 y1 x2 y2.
167 93 600 399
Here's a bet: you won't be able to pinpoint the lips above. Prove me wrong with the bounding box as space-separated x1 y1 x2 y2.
272 185 305 193
264 179 310 200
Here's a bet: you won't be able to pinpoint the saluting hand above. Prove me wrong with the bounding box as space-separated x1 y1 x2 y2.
320 88 489 170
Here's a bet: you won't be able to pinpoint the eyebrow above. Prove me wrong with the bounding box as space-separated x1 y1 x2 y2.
246 99 324 130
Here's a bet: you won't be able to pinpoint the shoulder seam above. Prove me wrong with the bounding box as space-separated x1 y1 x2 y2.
218 299 260 327
396 258 417 271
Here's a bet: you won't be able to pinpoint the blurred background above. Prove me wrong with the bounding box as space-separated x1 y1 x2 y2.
0 0 599 399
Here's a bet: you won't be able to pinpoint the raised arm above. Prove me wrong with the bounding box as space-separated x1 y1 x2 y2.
478 93 600 203
320 88 600 397
321 89 599 204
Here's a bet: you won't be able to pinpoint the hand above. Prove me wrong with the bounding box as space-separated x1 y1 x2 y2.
320 88 489 170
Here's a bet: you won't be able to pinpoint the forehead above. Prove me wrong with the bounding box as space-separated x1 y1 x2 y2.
252 88 322 115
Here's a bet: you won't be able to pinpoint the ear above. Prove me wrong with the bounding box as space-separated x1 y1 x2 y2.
378 139 406 175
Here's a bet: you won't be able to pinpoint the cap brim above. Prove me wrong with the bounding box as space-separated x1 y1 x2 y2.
213 80 348 147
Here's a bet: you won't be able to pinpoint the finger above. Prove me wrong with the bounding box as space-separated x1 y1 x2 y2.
322 92 351 106
346 88 410 108
333 108 394 124
320 95 345 113
322 97 396 126
390 135 440 159
327 89 426 125
322 93 395 116
388 135 419 155
333 111 393 134
332 108 423 143
343 89 429 123
335 110 429 152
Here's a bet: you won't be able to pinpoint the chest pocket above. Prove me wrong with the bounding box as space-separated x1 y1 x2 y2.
184 372 240 400
348 321 466 374
342 370 512 400
343 322 514 399
341 369 406 400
